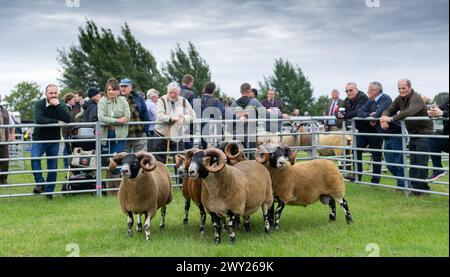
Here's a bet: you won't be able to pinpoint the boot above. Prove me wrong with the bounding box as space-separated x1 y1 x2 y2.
106 171 121 196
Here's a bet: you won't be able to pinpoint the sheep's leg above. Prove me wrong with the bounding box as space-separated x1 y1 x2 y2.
328 198 337 222
221 216 228 233
160 206 167 230
268 203 275 226
144 212 152 241
262 204 270 234
227 212 238 244
274 201 286 230
199 203 206 235
339 198 353 224
183 199 191 225
243 216 251 233
211 212 222 245
136 214 143 232
127 212 134 238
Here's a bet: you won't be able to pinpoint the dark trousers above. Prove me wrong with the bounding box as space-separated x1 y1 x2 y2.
409 137 430 190
0 145 8 184
184 123 194 150
147 130 155 152
428 136 449 173
355 135 383 182
151 135 184 186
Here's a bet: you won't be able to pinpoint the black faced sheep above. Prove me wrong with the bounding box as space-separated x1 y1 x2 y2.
187 148 273 244
256 143 353 229
176 141 247 234
109 151 172 241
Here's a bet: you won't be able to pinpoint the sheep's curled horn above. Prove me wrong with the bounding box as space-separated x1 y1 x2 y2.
255 145 270 164
135 151 157 172
185 148 202 165
224 141 245 160
279 143 297 165
108 152 128 172
203 148 227 173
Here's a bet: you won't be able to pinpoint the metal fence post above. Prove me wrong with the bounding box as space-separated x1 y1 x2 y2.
95 121 102 197
310 118 317 159
400 120 410 197
351 119 359 182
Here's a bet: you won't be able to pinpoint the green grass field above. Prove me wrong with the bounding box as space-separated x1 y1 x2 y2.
0 151 448 257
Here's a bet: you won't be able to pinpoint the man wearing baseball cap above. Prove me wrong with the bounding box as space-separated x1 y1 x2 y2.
119 78 150 152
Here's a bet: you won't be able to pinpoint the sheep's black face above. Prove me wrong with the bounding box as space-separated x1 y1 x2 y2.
188 152 210 179
121 154 140 178
269 147 289 169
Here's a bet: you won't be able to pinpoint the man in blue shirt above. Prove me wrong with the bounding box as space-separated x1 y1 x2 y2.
145 89 159 151
357 82 403 187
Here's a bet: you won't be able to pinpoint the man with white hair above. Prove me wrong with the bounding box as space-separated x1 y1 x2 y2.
153 82 195 163
145 89 159 150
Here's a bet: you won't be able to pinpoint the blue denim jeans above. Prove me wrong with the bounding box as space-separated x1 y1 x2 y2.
383 136 405 187
102 130 126 174
31 142 60 192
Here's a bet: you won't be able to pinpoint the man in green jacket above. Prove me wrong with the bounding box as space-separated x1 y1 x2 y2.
381 79 433 195
31 84 72 199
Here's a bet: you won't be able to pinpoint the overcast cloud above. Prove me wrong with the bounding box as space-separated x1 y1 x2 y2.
0 0 448 101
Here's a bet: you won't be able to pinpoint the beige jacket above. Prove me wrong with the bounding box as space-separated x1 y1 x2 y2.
154 95 195 142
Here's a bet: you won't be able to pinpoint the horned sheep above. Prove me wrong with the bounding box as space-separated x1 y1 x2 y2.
256 143 353 229
187 148 273 244
109 151 173 240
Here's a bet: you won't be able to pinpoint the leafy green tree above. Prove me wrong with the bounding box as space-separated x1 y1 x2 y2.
58 20 165 93
259 58 314 114
309 95 331 116
162 42 212 96
4 82 41 121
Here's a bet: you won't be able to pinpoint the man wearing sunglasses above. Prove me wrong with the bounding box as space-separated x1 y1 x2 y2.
336 82 372 182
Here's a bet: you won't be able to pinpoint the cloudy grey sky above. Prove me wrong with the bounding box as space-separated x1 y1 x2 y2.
0 0 448 101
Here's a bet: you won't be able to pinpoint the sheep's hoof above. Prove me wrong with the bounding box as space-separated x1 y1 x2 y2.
274 225 279 231
183 218 188 225
127 230 132 237
230 237 236 244
160 224 165 231
346 217 353 224
329 217 336 223
137 224 143 232
244 224 251 233
214 238 221 245
146 235 151 241
199 227 205 236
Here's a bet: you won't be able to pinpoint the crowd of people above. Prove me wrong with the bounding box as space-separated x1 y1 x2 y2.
0 76 448 198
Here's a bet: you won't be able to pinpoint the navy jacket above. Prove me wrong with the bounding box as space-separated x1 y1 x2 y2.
201 94 225 119
180 85 195 108
357 93 401 134
131 91 151 134
339 91 374 133
261 98 283 113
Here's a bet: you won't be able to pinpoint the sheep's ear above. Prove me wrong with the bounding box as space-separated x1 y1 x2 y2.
288 150 297 165
175 154 185 167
